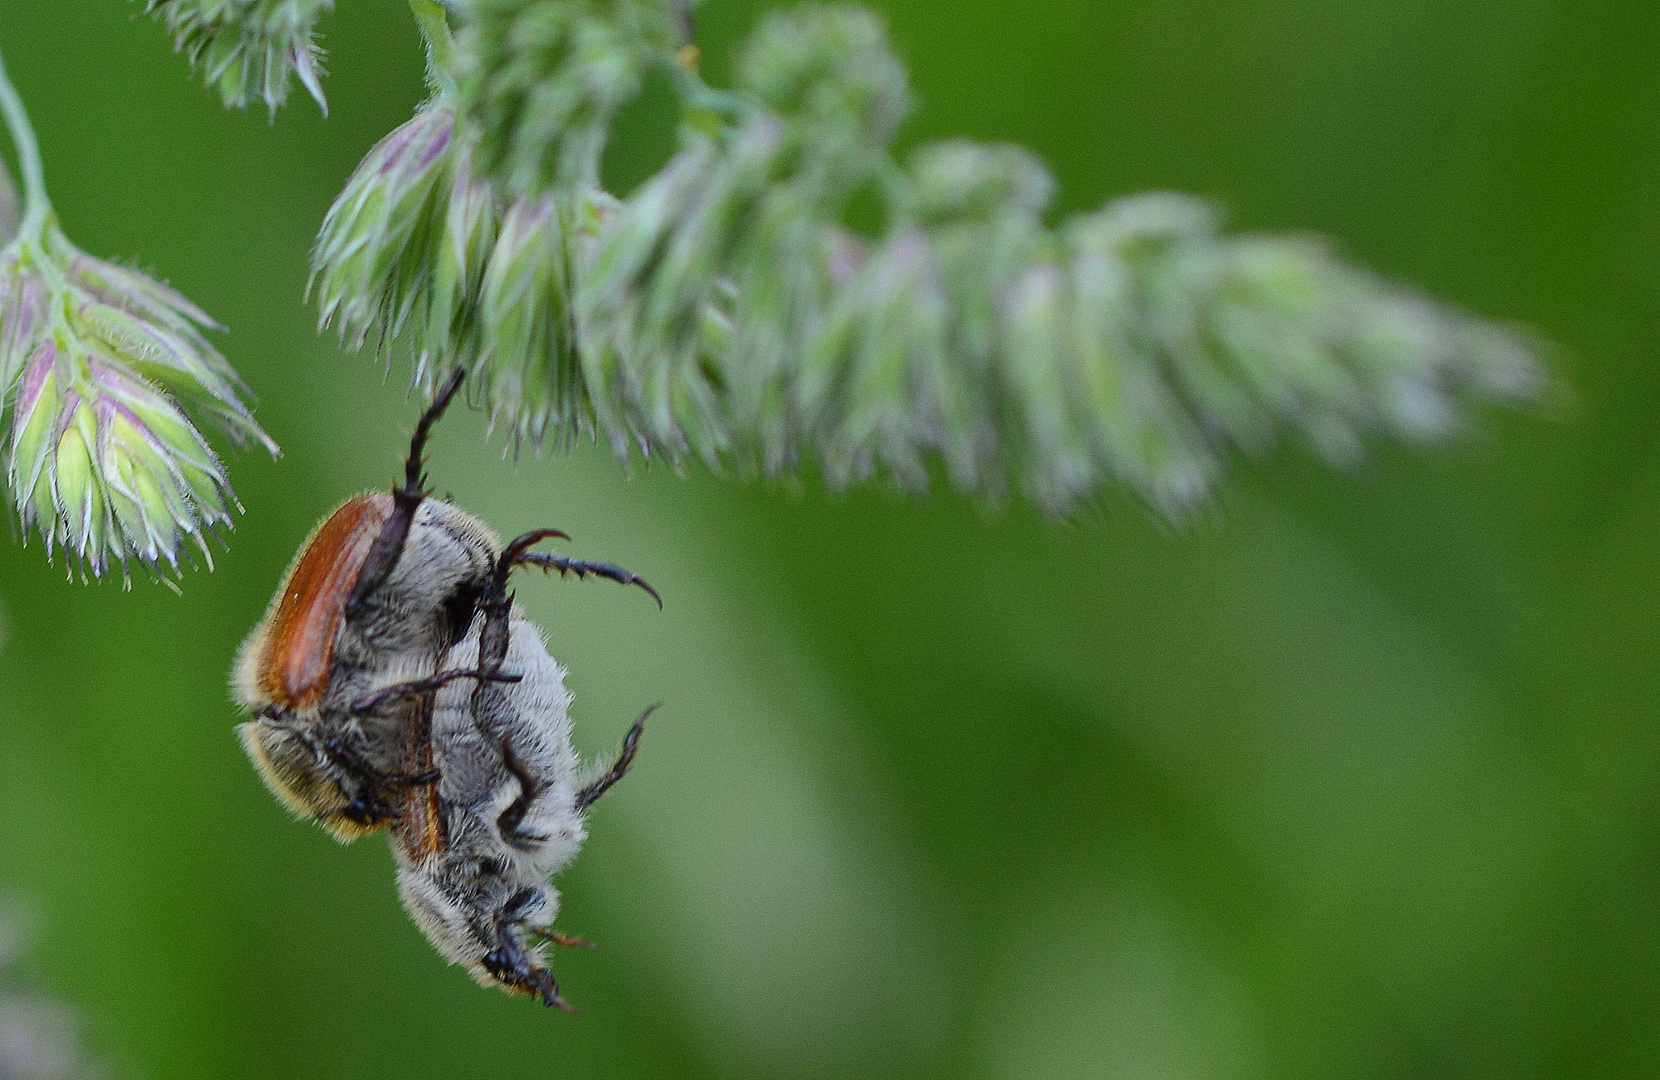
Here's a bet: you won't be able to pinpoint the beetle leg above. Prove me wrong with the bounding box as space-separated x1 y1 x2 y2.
574 704 657 812
345 367 468 618
495 734 549 845
319 797 398 829
515 552 662 608
351 666 522 715
527 928 596 948
497 529 572 578
321 735 382 785
386 768 442 787
482 888 578 1013
493 529 662 608
310 737 402 827
465 530 660 698
472 589 515 681
464 576 542 843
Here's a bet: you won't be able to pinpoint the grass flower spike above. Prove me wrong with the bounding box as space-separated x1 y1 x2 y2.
313 1 1544 517
476 191 586 449
144 0 334 116
0 45 277 583
454 0 683 193
312 104 461 355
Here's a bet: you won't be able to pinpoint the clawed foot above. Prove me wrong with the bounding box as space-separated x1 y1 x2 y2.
574 704 658 811
498 529 663 609
482 946 578 1013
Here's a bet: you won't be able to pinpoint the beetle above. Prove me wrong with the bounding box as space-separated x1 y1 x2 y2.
232 369 658 840
394 540 653 1011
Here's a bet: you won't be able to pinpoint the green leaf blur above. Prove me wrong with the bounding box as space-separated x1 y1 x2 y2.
0 1 1654 1078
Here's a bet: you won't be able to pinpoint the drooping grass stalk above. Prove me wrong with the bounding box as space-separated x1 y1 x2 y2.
0 44 51 239
168 1 1547 518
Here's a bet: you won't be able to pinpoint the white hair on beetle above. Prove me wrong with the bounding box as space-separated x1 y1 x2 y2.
393 609 589 1008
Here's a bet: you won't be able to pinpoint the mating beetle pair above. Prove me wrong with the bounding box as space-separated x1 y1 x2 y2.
231 370 657 1010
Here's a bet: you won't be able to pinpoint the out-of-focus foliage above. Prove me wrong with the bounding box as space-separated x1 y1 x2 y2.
0 907 101 1079
142 0 333 116
0 2 1656 1080
455 0 683 193
307 1 1543 515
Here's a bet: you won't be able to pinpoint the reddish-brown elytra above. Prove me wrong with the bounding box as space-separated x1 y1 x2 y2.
232 369 492 838
248 493 392 711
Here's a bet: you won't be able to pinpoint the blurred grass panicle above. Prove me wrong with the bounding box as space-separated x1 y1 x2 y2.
307 0 1544 516
0 0 1549 579
454 0 684 193
141 0 333 116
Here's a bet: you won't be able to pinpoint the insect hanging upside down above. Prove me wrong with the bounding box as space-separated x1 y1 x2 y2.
230 369 659 1010
398 541 656 1009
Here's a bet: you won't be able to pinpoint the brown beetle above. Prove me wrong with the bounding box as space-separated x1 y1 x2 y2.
231 370 658 840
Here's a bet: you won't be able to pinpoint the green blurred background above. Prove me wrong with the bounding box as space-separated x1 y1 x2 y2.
1 1 1657 1076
